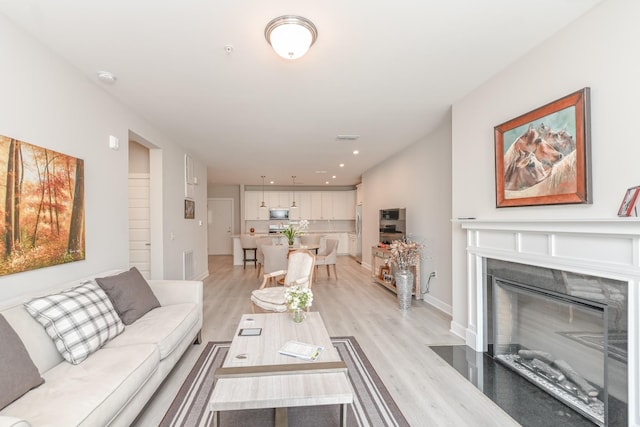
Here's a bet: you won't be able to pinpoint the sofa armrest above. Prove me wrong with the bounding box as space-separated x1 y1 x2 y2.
0 416 31 427
147 280 203 307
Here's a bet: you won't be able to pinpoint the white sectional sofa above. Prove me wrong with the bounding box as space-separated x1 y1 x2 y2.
0 269 203 427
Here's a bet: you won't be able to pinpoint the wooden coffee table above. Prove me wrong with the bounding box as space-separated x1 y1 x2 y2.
209 312 353 426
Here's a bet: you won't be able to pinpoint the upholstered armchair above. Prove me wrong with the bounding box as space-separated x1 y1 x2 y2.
250 249 316 313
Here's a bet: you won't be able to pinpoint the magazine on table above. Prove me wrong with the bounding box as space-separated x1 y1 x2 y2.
278 340 324 361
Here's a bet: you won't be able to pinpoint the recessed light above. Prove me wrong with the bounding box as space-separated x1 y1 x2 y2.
325 181 330 184
353 150 359 155
332 175 336 179
339 163 345 168
270 180 274 184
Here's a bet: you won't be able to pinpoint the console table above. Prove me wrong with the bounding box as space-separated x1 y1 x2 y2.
371 246 421 300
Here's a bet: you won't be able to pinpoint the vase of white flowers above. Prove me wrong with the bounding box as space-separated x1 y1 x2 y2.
281 219 309 246
388 238 424 310
284 285 313 323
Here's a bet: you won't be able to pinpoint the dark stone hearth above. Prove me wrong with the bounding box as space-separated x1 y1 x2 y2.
430 345 627 427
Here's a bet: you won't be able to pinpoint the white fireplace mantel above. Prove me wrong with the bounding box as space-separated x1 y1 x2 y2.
457 217 640 426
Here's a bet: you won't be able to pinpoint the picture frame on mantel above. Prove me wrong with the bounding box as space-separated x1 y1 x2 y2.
617 186 640 217
494 87 591 208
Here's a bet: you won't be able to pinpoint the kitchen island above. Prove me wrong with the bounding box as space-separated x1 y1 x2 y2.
231 232 352 266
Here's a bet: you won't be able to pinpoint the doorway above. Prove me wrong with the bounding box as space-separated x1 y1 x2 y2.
208 198 234 255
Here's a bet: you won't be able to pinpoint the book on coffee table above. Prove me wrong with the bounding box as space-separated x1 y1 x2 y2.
279 340 324 361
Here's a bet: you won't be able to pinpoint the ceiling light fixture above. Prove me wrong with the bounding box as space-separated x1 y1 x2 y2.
265 15 318 60
290 176 297 208
339 163 345 168
97 71 117 84
353 150 359 155
260 175 267 208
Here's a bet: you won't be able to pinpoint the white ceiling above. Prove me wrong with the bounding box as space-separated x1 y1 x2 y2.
0 0 604 187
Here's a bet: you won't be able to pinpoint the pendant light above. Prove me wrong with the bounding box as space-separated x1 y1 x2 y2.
290 176 297 208
260 175 267 208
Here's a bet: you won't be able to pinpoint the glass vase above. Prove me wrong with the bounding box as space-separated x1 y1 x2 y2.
395 268 413 310
292 309 305 323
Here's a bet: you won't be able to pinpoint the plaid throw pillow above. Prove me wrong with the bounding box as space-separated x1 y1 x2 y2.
24 281 124 365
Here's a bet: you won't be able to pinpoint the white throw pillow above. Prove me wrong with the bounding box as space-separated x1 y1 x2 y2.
24 281 124 364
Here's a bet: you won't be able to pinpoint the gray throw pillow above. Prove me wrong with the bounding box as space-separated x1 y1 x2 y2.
0 314 45 410
96 267 161 325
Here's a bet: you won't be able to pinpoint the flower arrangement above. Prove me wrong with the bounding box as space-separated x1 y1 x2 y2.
280 219 309 245
388 237 424 270
284 285 313 311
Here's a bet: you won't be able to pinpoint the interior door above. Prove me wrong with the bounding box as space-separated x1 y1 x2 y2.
128 173 151 278
208 198 234 255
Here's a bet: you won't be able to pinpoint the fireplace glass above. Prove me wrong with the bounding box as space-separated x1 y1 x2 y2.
492 278 607 425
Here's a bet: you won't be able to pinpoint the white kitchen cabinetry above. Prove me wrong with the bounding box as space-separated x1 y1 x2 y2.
348 233 356 256
245 191 269 220
310 192 323 219
291 191 311 220
267 191 289 208
321 191 355 220
321 192 334 219
333 191 356 219
356 184 363 205
244 190 356 221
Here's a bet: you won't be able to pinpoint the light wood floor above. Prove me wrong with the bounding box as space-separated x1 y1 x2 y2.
134 255 521 427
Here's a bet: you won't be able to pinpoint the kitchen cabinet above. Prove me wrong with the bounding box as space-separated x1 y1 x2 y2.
321 192 334 219
371 246 421 300
243 190 356 221
356 183 363 205
244 191 268 220
348 233 356 257
291 191 311 220
332 191 356 219
267 191 289 208
310 192 323 219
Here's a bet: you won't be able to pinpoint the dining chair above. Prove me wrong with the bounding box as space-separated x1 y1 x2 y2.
315 238 338 281
255 237 275 278
239 235 257 269
250 249 316 313
258 244 289 286
300 234 322 246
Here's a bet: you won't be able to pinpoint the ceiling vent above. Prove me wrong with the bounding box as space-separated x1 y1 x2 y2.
336 135 360 141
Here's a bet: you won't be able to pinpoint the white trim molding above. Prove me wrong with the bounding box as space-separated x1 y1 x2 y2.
456 218 640 427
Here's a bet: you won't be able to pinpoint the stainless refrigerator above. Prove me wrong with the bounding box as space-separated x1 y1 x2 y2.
355 205 362 263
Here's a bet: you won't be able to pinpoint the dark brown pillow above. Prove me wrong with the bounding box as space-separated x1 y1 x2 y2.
0 314 45 410
95 267 161 325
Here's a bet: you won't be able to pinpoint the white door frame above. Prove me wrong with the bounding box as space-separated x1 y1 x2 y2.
208 198 234 255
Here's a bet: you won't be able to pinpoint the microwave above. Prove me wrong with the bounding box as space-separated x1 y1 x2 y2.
380 209 399 220
269 208 289 220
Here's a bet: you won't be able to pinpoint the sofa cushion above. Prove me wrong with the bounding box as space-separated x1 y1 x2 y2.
0 344 159 427
104 302 199 359
23 282 124 365
0 314 44 410
96 267 160 325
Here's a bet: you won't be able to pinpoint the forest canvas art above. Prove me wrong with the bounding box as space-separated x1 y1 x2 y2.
0 135 85 276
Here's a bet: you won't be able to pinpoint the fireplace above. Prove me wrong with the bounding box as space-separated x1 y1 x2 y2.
486 259 627 426
457 219 640 426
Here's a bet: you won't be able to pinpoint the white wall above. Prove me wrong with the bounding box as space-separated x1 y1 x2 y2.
362 111 453 313
0 13 207 301
450 0 640 335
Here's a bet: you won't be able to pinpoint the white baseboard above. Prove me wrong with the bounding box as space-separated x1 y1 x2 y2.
422 294 452 316
449 320 467 341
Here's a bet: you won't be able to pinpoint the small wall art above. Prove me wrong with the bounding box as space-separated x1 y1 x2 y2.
0 134 85 276
494 88 591 208
617 186 640 217
184 199 195 219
